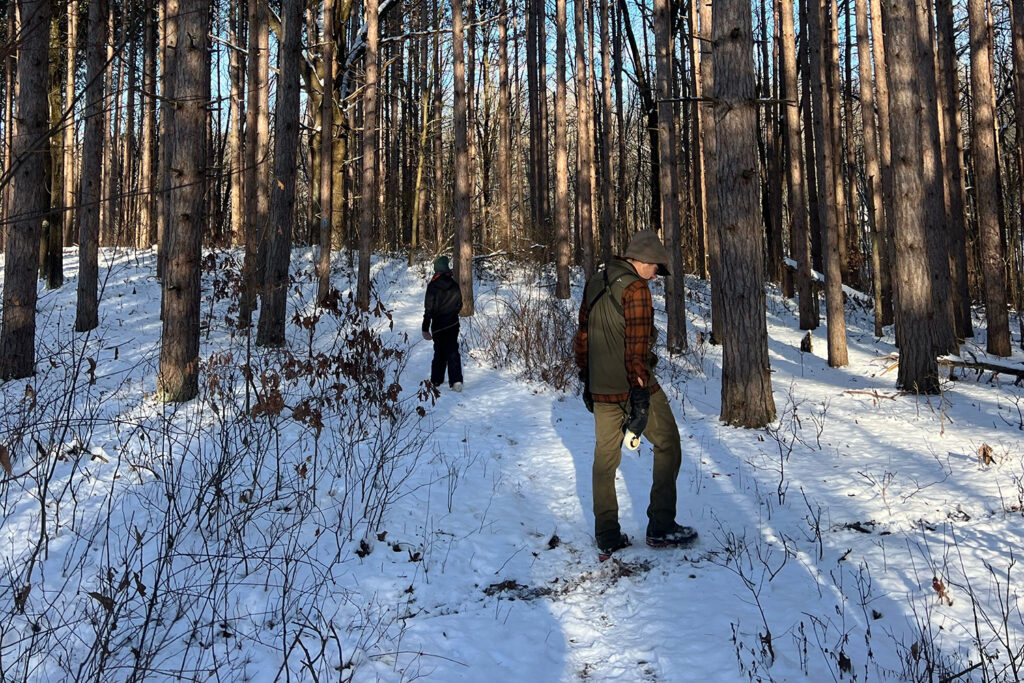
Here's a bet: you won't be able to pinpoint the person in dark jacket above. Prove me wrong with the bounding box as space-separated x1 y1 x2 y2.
573 230 697 560
423 256 464 391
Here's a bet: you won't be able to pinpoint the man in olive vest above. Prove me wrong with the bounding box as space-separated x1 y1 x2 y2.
573 230 697 561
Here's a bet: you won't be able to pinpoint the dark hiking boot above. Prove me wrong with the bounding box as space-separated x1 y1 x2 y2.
598 533 631 562
646 523 698 549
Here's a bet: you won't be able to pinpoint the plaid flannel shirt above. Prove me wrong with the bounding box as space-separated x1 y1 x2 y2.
574 278 660 403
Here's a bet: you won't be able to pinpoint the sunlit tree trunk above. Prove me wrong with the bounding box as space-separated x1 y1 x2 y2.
317 0 335 304
712 0 776 428
554 0 570 299
0 0 51 379
63 0 78 247
576 0 595 280
74 0 107 333
238 0 269 327
598 0 614 265
808 0 848 366
356 0 379 309
452 0 474 316
227 0 244 248
780 0 814 331
967 0 1011 356
496 0 512 253
158 0 209 402
869 0 895 324
688 0 707 280
881 0 939 393
700 0 723 345
139 3 156 248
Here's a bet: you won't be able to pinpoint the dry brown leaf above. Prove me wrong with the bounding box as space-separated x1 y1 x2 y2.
0 444 11 475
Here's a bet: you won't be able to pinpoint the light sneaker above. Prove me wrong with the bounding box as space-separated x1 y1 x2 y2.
451 382 463 393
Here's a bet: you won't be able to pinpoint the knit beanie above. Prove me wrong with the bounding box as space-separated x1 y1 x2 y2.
433 255 451 273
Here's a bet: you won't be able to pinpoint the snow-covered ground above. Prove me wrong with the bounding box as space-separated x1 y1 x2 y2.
1 247 1023 682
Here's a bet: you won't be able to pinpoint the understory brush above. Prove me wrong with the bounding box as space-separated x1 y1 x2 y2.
0 254 436 681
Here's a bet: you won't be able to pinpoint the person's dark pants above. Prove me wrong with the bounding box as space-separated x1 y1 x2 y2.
430 326 463 387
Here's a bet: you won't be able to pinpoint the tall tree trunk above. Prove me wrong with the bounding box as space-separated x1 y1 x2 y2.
74 0 107 333
158 0 209 401
554 0 570 299
842 0 862 290
855 0 887 336
655 0 685 352
967 0 1011 356
576 0 595 280
781 0 814 331
496 0 512 253
808 0 848 366
257 0 302 344
712 0 776 428
936 0 972 339
356 0 379 310
452 0 474 316
63 0 78 247
688 0 707 280
598 0 614 265
139 2 156 247
238 0 269 327
801 0 822 277
916 0 956 354
882 0 939 393
825 0 849 290
0 0 51 378
157 0 178 280
43 15 64 290
227 0 244 247
317 0 335 304
1009 0 1024 345
869 0 895 324
699 0 724 345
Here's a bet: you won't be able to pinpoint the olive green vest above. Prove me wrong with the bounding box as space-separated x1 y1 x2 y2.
583 260 658 396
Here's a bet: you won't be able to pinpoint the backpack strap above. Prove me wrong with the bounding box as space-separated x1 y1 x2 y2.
587 266 636 317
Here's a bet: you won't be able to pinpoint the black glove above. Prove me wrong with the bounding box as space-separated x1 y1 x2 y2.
579 370 594 413
624 386 650 441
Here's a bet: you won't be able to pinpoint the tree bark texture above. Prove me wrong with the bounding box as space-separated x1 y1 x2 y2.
712 0 776 428
0 0 51 379
157 0 208 401
967 0 1011 356
452 0 473 316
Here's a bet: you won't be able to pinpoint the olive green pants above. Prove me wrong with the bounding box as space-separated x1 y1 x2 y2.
592 390 681 547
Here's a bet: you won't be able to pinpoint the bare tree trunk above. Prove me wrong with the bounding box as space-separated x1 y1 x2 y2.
688 0 707 280
842 0 862 290
808 0 848 366
496 0 512 253
780 0 814 331
613 2 627 253
157 0 178 280
356 0 379 310
712 0 776 428
227 0 244 247
63 0 78 247
42 15 64 290
1009 0 1024 346
936 0 972 339
699 0 724 345
855 0 885 336
257 0 301 345
452 0 474 316
74 0 107 333
967 0 1011 356
801 1 822 277
0 0 51 378
554 0 570 298
238 0 269 327
158 0 208 401
598 0 614 265
869 0 895 324
317 0 335 303
575 0 595 280
915 0 956 355
139 3 156 247
655 0 685 352
825 0 849 290
881 0 939 393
